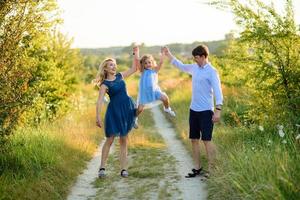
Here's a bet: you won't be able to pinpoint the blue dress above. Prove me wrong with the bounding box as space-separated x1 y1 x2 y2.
138 69 165 105
101 73 137 137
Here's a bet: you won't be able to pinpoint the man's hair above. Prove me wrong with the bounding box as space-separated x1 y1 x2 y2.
192 45 209 58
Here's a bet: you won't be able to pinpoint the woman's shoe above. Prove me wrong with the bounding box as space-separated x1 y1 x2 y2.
98 168 106 178
120 169 128 178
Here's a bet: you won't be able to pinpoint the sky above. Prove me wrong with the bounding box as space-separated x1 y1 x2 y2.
57 0 300 48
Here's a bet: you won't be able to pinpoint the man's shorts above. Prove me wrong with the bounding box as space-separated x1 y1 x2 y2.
189 109 214 141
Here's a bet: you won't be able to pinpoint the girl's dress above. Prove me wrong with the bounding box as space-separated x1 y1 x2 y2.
138 68 166 107
101 73 137 137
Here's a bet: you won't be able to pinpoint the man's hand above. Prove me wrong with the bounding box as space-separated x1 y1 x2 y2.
162 46 173 59
212 110 221 123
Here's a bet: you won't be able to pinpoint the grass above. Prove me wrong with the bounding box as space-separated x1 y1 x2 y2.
0 84 103 200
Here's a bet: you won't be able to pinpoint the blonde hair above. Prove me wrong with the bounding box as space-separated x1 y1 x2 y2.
139 54 157 73
93 58 116 88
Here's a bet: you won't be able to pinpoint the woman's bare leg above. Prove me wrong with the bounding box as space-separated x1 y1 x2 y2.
119 136 128 170
100 136 115 168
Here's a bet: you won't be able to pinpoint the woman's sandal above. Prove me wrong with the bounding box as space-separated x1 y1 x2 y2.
120 169 128 178
98 168 106 178
185 168 203 178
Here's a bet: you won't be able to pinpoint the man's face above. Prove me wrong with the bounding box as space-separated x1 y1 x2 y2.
193 55 205 66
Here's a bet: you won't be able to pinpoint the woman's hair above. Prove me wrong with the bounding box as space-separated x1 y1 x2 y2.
94 58 116 88
139 54 157 72
192 44 209 58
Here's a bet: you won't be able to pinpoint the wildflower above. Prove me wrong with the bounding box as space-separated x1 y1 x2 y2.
296 134 300 140
251 147 255 151
278 129 285 138
277 125 284 130
282 140 287 144
267 139 272 146
277 125 285 138
258 126 264 132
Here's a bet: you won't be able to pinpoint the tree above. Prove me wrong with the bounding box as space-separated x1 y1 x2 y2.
212 0 300 124
0 0 81 144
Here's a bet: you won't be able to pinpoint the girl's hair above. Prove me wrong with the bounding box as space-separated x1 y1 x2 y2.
139 54 157 72
94 58 116 88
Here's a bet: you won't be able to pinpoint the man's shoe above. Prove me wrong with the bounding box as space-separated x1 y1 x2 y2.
185 168 203 178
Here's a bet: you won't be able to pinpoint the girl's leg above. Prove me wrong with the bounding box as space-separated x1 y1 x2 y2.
119 136 128 170
136 104 144 116
160 94 170 109
161 94 176 116
100 136 115 168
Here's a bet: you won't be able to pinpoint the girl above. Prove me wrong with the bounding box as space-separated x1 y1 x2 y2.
136 47 176 118
95 47 139 178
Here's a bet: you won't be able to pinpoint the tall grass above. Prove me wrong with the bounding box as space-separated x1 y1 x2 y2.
210 125 300 199
0 85 103 200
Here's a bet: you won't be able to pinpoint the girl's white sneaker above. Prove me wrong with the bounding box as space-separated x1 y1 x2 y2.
163 107 176 117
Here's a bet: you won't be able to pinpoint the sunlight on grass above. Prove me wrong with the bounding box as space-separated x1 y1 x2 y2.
129 133 166 149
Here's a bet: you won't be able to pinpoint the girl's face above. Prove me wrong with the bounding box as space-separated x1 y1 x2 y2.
105 60 117 74
144 58 153 69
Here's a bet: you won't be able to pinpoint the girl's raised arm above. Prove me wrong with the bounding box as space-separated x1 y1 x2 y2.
154 47 164 72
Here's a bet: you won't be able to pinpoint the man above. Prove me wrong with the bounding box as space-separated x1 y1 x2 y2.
163 45 223 178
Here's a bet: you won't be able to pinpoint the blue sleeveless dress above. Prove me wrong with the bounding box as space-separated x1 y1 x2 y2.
138 69 165 105
101 73 137 137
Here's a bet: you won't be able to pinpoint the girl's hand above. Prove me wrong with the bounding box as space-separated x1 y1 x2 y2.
133 45 139 58
158 47 164 66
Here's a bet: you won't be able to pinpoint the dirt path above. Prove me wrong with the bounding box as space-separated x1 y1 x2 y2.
67 107 207 200
66 140 111 200
151 106 207 200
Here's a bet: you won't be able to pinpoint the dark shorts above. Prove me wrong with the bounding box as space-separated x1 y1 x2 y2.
189 109 214 141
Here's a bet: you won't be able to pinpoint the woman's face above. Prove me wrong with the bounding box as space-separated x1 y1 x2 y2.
105 60 117 74
144 58 152 69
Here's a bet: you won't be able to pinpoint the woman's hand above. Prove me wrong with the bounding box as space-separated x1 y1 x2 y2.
96 118 102 128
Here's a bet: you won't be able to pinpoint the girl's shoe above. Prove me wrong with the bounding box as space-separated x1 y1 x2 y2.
98 168 106 178
120 169 128 178
133 118 139 129
163 107 176 117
